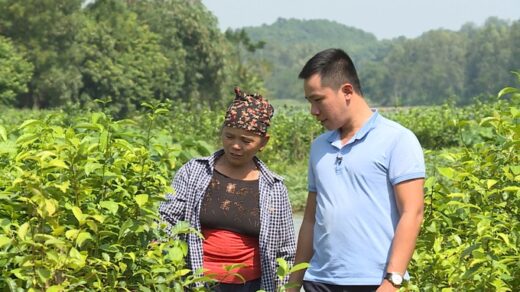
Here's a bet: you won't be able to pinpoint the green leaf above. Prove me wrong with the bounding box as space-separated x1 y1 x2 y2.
174 269 191 277
497 86 519 98
18 119 40 130
44 238 66 247
437 167 454 179
46 159 68 169
54 181 70 193
154 108 169 115
0 235 12 247
141 102 154 109
11 268 26 280
18 222 30 240
84 162 103 176
76 231 93 247
502 186 520 192
45 199 58 216
471 249 486 259
69 247 82 259
134 194 149 207
486 179 498 189
0 125 7 141
289 262 310 273
99 130 109 151
461 244 480 259
92 112 107 124
511 106 520 118
276 258 289 277
433 236 443 253
127 252 136 262
36 268 51 282
72 207 87 225
100 201 119 215
65 229 80 240
46 285 65 292
496 233 511 247
118 219 134 239
151 268 171 274
91 214 106 223
16 133 39 145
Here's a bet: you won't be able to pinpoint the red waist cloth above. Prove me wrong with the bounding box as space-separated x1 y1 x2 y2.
202 228 261 283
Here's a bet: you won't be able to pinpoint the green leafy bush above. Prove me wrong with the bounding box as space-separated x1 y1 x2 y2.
0 106 211 291
409 75 520 291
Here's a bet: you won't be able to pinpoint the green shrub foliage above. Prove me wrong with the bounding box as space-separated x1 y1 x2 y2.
408 75 520 291
0 105 212 291
0 77 518 290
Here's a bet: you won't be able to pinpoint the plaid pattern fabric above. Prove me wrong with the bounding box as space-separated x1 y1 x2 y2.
159 150 296 292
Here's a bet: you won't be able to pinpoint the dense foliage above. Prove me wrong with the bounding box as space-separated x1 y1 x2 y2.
0 36 33 105
0 0 252 114
244 18 519 106
409 77 520 291
0 77 519 289
0 1 518 289
0 106 216 290
1 2 518 112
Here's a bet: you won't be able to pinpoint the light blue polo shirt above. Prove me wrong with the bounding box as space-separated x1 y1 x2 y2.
304 110 425 285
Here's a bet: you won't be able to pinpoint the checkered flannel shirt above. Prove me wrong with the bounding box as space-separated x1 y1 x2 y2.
159 150 296 292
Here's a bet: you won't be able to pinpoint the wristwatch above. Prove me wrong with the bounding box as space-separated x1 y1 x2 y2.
385 272 403 287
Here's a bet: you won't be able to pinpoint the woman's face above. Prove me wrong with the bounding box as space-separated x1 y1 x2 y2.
220 126 268 167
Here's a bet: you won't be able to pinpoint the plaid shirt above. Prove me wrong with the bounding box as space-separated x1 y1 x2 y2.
159 150 296 292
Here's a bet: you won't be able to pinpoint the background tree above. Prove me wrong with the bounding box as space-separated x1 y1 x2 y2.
0 0 85 108
243 17 518 105
79 0 170 116
243 18 379 100
465 18 516 100
0 36 33 106
128 0 230 103
224 28 267 94
363 30 468 106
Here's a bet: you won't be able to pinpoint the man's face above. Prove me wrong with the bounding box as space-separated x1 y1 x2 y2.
304 74 349 131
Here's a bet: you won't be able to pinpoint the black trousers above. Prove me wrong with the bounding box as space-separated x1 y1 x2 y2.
303 280 379 292
210 278 261 292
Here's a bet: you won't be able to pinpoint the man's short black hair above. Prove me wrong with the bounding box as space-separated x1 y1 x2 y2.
298 48 363 95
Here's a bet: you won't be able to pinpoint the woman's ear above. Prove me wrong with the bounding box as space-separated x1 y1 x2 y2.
259 135 270 151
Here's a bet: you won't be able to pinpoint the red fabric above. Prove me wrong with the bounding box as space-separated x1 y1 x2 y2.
202 228 261 283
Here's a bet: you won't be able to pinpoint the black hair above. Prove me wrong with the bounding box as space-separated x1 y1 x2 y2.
298 48 363 95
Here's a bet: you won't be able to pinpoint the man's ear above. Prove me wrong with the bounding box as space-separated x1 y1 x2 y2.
341 83 354 100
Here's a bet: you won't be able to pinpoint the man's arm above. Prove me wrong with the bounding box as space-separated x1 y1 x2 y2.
378 178 424 291
287 191 317 292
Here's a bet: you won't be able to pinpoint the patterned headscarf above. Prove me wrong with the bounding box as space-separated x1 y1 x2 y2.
223 87 274 136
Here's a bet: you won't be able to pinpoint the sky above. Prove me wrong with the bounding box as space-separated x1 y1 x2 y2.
201 0 520 40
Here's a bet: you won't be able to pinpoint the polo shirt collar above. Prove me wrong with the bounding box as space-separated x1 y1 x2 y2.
327 109 379 147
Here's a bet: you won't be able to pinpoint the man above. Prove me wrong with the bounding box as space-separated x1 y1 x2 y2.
288 48 425 292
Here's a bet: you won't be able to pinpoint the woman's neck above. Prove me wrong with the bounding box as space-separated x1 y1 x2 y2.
215 157 259 181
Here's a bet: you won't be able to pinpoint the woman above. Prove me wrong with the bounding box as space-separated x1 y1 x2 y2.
159 88 296 292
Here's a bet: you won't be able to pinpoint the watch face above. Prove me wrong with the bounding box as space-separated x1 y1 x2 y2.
391 274 403 285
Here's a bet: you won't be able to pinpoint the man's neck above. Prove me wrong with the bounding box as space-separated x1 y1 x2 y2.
338 97 373 144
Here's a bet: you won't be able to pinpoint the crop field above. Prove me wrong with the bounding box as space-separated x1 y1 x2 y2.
0 83 518 291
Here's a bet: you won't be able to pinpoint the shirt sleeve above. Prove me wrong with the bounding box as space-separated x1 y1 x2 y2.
308 147 317 192
158 160 192 234
388 129 426 185
275 182 297 288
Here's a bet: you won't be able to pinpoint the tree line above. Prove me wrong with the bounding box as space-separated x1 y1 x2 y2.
1 1 518 113
244 18 520 106
0 0 266 116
